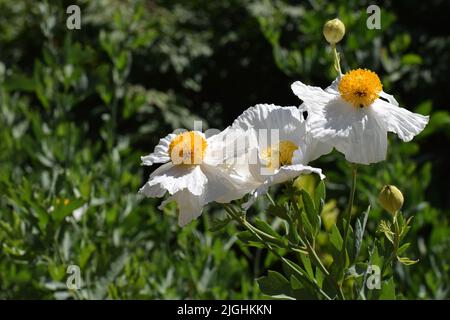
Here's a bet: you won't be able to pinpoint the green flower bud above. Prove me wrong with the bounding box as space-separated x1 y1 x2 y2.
323 18 346 44
378 185 404 215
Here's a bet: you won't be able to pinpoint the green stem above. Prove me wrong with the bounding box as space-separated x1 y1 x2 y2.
331 43 342 74
337 164 357 298
223 204 331 300
305 239 345 300
266 193 276 206
223 204 289 250
305 240 329 277
393 212 400 254
342 164 357 250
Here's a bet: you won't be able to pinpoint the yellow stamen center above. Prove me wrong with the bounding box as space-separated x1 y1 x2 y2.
338 68 382 108
168 131 207 165
261 140 298 170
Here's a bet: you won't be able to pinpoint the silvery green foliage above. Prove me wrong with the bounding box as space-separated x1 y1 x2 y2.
0 0 449 299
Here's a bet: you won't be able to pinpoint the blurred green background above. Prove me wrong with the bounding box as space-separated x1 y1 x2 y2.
0 0 449 299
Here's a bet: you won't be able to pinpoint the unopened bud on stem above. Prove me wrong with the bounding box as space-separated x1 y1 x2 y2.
378 185 404 215
323 18 345 44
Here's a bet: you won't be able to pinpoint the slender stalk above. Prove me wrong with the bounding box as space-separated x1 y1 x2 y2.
305 240 329 277
336 164 357 298
331 43 342 74
393 212 400 256
342 164 357 251
223 204 331 299
266 193 276 206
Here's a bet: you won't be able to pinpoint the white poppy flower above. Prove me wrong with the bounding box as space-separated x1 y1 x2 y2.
139 128 254 226
291 68 429 165
231 104 332 208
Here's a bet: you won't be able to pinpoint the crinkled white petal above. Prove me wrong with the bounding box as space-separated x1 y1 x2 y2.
293 78 428 164
379 90 399 106
291 81 336 109
292 135 333 165
324 75 342 95
140 164 207 196
231 103 314 178
220 152 263 196
267 164 325 186
242 164 324 210
232 104 305 145
141 133 177 166
203 127 261 198
306 97 388 164
200 164 256 203
204 127 250 166
292 78 388 164
138 163 173 197
139 182 167 198
371 98 429 142
154 163 258 226
159 190 205 227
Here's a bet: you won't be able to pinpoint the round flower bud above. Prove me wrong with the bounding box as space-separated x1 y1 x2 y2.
323 18 346 44
378 185 404 215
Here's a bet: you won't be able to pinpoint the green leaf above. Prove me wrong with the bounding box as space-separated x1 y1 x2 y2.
301 189 316 217
301 190 320 234
48 261 66 281
289 275 316 300
289 274 303 290
287 221 300 245
27 200 50 232
354 205 370 260
254 218 282 239
2 243 26 257
5 72 35 91
401 53 422 65
330 224 343 251
281 258 318 294
397 256 419 266
399 216 414 240
247 241 266 249
378 220 394 244
209 217 232 232
397 243 411 255
80 175 92 200
236 230 257 243
257 271 292 298
79 243 96 269
301 210 314 237
267 204 290 221
315 268 324 289
379 278 396 300
282 258 308 280
299 253 315 280
314 180 326 209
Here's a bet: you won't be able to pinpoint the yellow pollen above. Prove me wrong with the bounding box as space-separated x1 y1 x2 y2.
338 68 382 108
168 131 207 165
262 140 298 170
